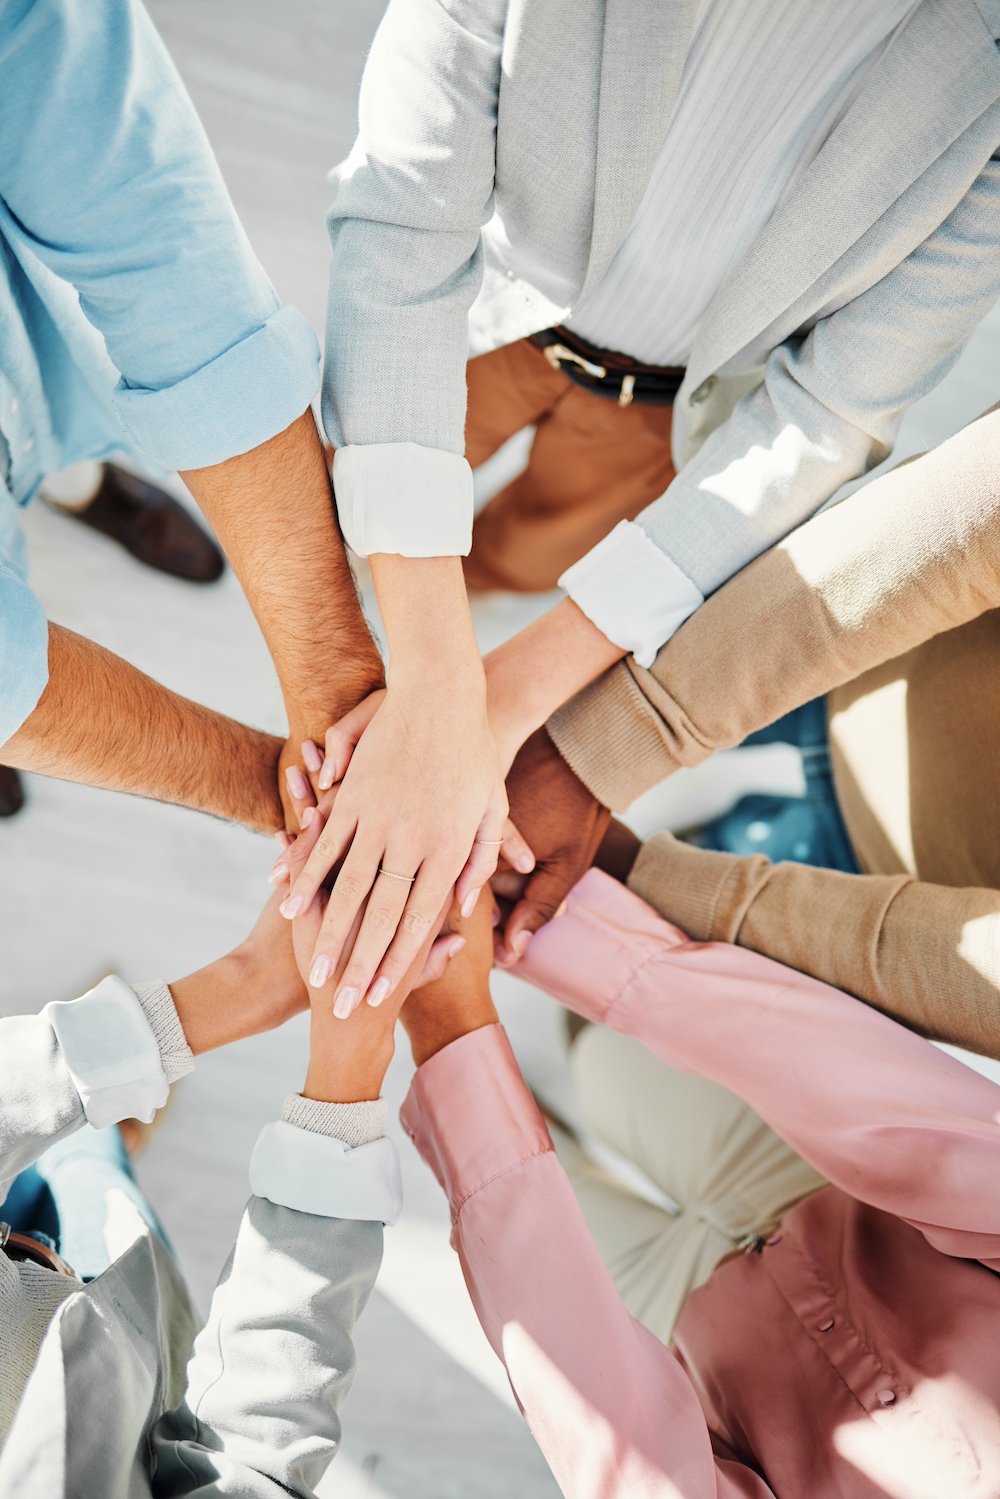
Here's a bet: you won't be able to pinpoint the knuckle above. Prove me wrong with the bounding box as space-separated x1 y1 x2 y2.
401 907 431 937
368 904 396 931
336 873 365 903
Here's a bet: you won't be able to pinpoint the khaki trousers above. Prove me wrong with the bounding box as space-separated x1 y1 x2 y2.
555 1025 824 1345
464 338 676 592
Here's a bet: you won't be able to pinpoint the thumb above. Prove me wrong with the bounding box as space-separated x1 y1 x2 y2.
318 689 384 791
497 866 572 967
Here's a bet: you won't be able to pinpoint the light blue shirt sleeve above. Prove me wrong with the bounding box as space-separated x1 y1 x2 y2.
0 560 48 746
0 0 319 471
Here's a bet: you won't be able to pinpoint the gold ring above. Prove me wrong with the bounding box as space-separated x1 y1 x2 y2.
474 837 505 846
378 865 416 883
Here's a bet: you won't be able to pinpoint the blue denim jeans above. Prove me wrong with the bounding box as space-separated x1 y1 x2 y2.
2 1124 168 1281
691 696 860 874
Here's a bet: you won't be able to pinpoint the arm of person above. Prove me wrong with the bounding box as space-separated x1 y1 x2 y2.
0 896 306 1194
398 912 770 1499
0 0 383 821
622 829 1000 1065
0 623 287 833
517 869 1000 1269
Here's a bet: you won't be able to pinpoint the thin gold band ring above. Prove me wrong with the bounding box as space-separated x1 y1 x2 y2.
474 837 505 846
378 865 416 883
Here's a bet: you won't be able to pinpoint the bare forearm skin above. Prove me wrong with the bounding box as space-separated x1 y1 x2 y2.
1 623 284 832
181 410 385 741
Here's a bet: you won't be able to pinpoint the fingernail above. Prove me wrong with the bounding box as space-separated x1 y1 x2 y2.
301 740 322 772
286 766 309 800
491 906 500 928
300 805 316 829
515 853 535 874
461 888 481 919
367 977 392 1008
554 900 568 919
310 954 332 988
447 936 466 960
318 758 334 791
274 830 292 850
279 893 304 919
512 930 530 959
333 985 359 1019
267 861 288 886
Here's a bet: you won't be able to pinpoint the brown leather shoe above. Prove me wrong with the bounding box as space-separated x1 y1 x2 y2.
56 464 225 583
0 765 25 817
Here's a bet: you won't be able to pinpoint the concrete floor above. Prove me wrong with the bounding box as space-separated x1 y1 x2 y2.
3 3 1000 1494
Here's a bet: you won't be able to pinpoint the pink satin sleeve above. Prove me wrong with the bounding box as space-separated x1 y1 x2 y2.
517 870 1000 1268
401 1023 770 1499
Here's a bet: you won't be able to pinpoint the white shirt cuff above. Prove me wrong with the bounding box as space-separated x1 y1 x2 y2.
558 520 705 668
40 977 169 1130
333 443 473 558
249 1120 403 1226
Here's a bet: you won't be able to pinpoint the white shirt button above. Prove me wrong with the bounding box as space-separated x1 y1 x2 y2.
876 1389 895 1406
818 1318 834 1332
690 375 717 405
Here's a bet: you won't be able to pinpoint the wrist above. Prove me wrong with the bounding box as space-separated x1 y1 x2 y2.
403 987 498 1068
304 1012 394 1104
244 732 285 834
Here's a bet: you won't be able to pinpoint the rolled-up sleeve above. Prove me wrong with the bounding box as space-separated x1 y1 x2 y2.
0 0 319 471
0 561 48 746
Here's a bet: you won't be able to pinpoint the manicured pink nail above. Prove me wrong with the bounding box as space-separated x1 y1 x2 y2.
301 740 322 773
309 954 332 988
274 830 292 850
286 766 309 800
512 930 530 959
300 805 316 829
279 893 304 919
447 936 466 960
333 985 359 1019
515 852 535 874
318 758 335 791
461 888 481 919
490 906 501 928
367 977 392 1008
268 860 289 886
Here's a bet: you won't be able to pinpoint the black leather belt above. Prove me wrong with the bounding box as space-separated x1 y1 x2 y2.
529 326 685 408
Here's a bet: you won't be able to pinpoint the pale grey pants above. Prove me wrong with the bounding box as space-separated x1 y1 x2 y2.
556 1026 825 1343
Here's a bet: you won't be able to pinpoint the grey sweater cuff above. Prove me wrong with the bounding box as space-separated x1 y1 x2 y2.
132 981 195 1086
281 1094 387 1148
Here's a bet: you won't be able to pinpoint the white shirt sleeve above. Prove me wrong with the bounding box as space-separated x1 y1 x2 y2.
40 976 169 1130
249 1121 403 1227
558 520 705 668
333 442 473 557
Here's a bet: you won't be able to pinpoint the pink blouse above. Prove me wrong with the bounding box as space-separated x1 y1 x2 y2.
401 870 1000 1498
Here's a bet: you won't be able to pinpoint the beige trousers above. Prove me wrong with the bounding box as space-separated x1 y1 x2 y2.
555 1025 824 1345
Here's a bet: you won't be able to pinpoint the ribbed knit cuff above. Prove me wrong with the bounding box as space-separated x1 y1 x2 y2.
627 832 770 944
132 981 195 1086
547 662 684 813
281 1094 387 1148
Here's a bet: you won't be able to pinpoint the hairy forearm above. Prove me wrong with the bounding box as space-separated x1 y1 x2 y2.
1 623 284 832
181 411 384 739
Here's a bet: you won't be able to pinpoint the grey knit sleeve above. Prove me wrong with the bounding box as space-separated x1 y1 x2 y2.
132 981 195 1086
281 1094 387 1149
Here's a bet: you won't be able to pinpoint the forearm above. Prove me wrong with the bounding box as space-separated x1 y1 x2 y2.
0 623 284 832
182 411 384 741
550 406 1000 810
485 599 623 770
628 832 1000 1062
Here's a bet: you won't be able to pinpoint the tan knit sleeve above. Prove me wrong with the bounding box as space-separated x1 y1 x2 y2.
549 409 1000 811
627 832 1000 1062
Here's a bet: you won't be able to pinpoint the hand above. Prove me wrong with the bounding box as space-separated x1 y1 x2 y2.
278 737 319 833
282 813 468 1103
280 676 509 1018
167 892 309 1056
401 894 499 1068
492 728 610 966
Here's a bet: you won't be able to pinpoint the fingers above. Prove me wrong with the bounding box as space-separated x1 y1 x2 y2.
410 931 466 989
497 864 574 967
318 692 383 791
282 797 358 916
269 766 319 886
345 861 451 1014
453 787 510 916
300 835 387 997
499 817 536 876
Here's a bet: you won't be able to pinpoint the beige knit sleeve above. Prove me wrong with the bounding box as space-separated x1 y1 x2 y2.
628 832 1000 1063
549 408 1000 811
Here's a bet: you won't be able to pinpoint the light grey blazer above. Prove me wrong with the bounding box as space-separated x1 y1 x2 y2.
324 0 1000 595
0 1016 381 1499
